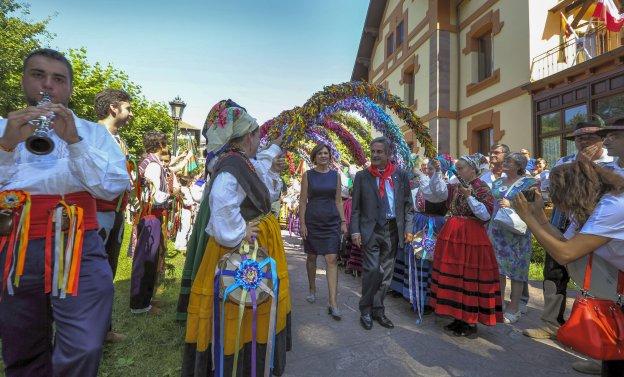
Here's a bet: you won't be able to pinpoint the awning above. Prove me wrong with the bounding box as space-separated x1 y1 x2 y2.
542 0 597 40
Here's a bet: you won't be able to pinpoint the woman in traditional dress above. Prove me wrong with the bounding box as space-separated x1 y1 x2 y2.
407 155 452 319
299 144 347 320
428 154 503 338
182 100 291 376
488 152 537 324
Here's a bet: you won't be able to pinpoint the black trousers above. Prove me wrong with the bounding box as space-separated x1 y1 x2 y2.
359 219 399 316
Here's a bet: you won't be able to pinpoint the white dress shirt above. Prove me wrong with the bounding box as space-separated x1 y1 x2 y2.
206 144 283 247
0 114 129 200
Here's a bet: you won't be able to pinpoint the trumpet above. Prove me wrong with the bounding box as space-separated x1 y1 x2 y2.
26 92 55 155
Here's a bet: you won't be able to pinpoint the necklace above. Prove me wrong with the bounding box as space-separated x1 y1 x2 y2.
219 146 257 174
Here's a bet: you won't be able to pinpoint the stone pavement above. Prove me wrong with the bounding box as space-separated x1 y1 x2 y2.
279 232 587 377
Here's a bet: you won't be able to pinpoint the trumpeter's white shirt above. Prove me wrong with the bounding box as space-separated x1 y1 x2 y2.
0 113 130 200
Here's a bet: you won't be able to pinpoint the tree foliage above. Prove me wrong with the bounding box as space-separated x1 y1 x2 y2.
67 48 173 157
0 1 174 157
0 0 51 115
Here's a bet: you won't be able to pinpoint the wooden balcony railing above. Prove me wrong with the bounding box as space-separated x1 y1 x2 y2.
530 25 621 81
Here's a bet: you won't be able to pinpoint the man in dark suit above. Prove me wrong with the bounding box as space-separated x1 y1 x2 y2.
351 136 414 330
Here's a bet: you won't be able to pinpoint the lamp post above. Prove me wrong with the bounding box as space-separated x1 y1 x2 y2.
169 96 187 155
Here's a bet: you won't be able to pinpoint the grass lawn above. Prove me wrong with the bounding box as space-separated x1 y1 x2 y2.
98 223 186 377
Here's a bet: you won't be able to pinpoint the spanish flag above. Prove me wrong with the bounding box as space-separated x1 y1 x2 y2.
593 0 624 32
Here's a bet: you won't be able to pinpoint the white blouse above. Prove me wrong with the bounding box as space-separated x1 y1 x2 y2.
0 114 129 200
428 172 491 221
206 144 283 247
143 160 172 206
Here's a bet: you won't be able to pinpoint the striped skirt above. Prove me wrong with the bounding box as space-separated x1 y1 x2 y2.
429 216 503 326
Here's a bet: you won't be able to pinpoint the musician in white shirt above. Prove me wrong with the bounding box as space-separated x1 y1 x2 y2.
0 48 129 377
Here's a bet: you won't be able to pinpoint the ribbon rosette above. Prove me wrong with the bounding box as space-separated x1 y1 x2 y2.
0 190 27 209
235 259 262 290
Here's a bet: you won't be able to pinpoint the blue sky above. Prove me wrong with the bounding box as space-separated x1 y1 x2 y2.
26 0 368 126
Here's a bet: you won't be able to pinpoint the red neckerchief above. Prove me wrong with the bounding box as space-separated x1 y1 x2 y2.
368 162 396 198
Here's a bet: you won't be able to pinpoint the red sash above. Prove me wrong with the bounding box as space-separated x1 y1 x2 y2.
30 192 99 239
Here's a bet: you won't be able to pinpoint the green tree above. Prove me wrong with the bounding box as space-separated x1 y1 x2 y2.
0 0 51 115
66 48 173 157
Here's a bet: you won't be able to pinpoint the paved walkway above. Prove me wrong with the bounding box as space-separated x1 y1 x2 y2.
280 232 586 377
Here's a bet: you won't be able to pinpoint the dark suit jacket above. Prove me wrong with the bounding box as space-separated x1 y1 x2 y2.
350 167 414 247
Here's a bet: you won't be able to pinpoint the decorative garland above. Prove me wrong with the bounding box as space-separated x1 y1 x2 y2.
332 113 372 145
266 81 436 166
314 96 411 166
323 119 367 166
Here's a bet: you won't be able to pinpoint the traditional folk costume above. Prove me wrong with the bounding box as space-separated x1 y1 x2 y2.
129 153 172 313
175 182 203 251
428 154 503 332
405 155 451 322
182 101 291 376
0 114 129 376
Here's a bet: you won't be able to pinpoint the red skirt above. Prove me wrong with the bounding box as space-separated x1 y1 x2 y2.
429 216 503 326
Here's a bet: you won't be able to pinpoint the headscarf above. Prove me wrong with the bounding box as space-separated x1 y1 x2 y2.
458 153 484 174
204 99 259 161
434 153 453 175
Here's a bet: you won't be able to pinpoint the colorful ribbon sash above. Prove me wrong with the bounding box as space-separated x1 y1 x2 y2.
0 191 31 297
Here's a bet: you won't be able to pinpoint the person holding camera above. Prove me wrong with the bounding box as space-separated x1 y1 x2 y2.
488 152 537 324
513 159 624 376
524 121 613 346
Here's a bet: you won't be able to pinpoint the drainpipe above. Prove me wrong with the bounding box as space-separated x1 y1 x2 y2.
455 0 466 156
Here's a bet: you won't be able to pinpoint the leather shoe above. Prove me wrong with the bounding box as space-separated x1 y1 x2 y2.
373 314 394 329
360 314 373 330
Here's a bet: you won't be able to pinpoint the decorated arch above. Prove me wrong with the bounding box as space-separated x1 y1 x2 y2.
262 81 436 170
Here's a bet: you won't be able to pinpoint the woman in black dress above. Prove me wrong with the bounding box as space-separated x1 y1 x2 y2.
299 144 347 320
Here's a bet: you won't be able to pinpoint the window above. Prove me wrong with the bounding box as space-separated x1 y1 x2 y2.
477 127 494 155
564 104 587 129
538 105 586 166
396 21 404 47
540 112 560 134
386 33 395 57
477 34 493 81
541 136 561 168
595 93 624 119
403 70 415 106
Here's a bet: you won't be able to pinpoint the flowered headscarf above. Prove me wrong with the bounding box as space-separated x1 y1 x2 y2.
204 99 258 158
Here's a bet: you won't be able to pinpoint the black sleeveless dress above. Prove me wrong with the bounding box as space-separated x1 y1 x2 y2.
304 169 341 255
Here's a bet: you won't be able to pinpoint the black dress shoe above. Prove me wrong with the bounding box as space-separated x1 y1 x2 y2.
443 319 462 333
372 314 394 329
360 314 373 330
452 323 478 339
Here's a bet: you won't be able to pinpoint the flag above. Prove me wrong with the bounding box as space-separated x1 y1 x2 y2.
561 12 574 37
593 0 624 32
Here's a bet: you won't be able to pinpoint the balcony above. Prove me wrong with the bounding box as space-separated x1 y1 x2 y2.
531 25 623 81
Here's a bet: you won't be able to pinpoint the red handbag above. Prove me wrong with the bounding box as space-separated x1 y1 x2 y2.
557 254 624 360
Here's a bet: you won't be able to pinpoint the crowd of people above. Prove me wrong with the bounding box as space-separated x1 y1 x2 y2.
1 47 624 377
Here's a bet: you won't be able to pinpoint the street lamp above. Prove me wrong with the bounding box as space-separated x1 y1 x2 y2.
169 96 187 155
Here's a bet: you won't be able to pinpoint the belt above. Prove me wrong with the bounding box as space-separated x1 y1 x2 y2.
0 191 99 298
